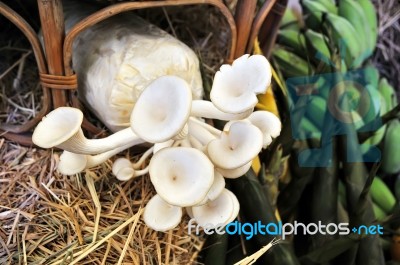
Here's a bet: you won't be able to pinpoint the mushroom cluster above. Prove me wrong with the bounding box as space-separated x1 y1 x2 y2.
32 54 281 232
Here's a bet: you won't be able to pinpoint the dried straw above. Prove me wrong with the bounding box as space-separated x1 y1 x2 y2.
0 143 206 264
373 0 400 99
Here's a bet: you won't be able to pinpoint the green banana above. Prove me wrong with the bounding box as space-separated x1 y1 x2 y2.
304 29 332 68
363 93 387 146
313 76 330 99
305 95 327 129
302 0 330 30
381 120 400 174
358 84 382 125
379 78 398 111
370 177 396 213
323 13 363 69
299 116 321 139
363 64 380 89
314 0 338 14
281 8 301 30
338 0 372 64
277 29 306 55
272 47 312 77
372 202 387 221
356 0 378 54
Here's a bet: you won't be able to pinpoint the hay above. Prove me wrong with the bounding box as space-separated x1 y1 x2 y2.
373 0 400 99
0 142 206 264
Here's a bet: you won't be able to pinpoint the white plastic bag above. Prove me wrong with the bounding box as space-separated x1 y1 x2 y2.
63 1 203 132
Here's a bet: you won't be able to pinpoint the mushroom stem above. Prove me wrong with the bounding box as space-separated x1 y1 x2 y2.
66 128 144 155
173 123 189 140
189 117 221 136
134 166 149 177
178 138 192 148
189 135 203 150
32 107 145 155
191 100 253 120
188 118 217 146
58 141 137 175
153 139 174 154
132 146 154 169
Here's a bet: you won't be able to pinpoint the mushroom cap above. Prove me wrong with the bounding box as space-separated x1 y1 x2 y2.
225 189 240 225
247 111 281 148
186 207 194 219
112 158 131 175
112 158 135 181
192 188 238 227
206 170 225 201
210 54 271 114
216 161 252 179
207 121 263 169
130 76 192 143
195 170 225 206
143 194 182 232
149 147 214 207
33 107 83 148
115 168 135 181
57 151 87 175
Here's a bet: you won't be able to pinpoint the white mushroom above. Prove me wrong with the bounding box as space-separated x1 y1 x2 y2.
205 170 225 201
153 139 175 154
216 161 252 179
149 147 214 207
207 121 263 169
194 170 225 206
225 189 240 225
247 111 281 148
191 100 253 120
32 107 144 155
186 207 194 219
130 76 192 143
57 142 139 175
143 194 182 232
111 157 149 181
188 118 218 146
192 188 239 227
210 54 271 114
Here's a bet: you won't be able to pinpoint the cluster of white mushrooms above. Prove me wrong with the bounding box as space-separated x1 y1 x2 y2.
32 54 281 232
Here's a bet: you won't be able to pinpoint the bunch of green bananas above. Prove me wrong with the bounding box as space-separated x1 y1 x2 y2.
273 0 400 174
274 0 378 72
